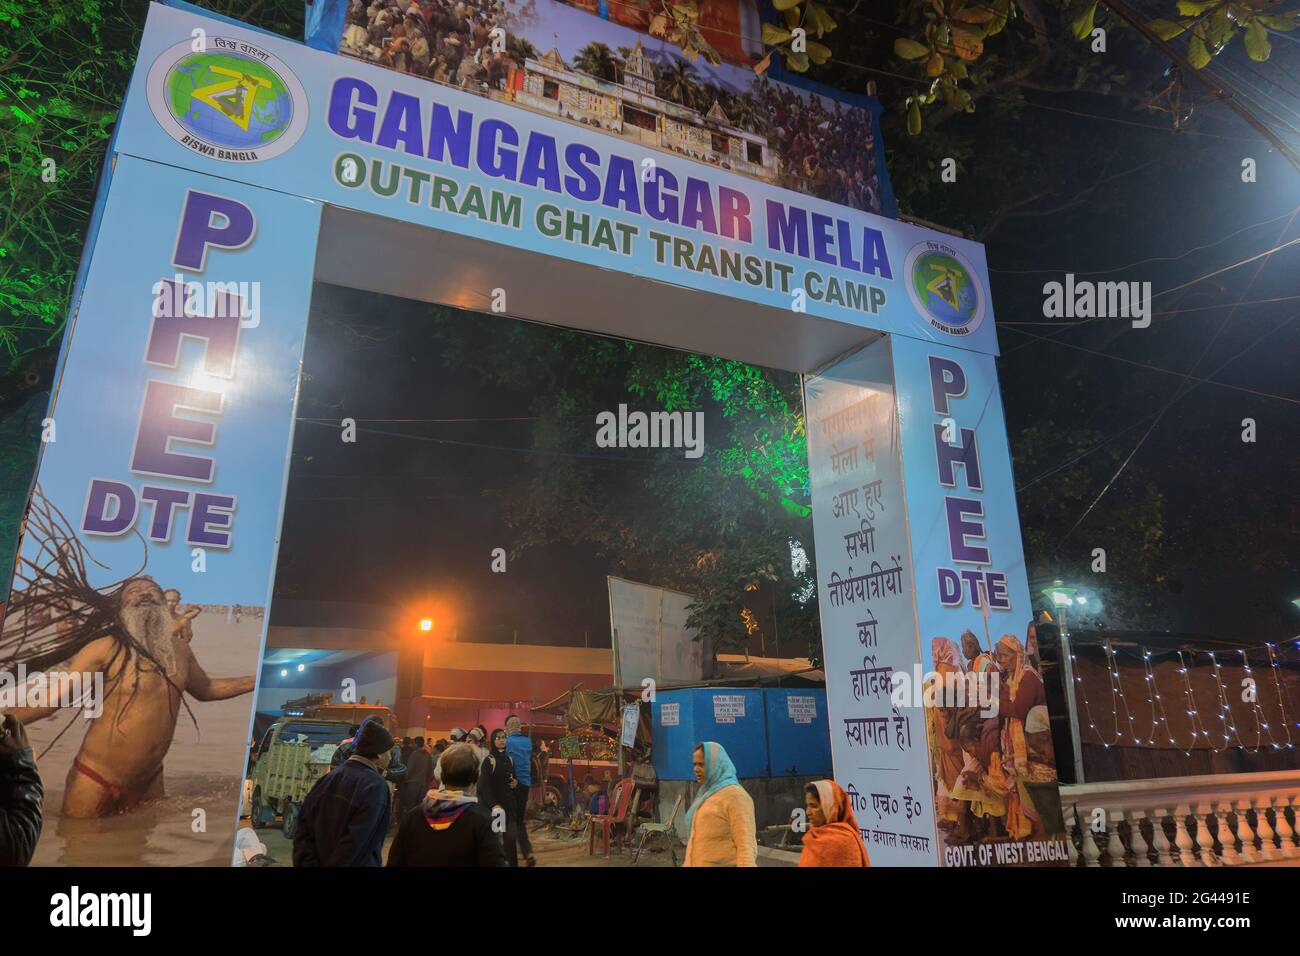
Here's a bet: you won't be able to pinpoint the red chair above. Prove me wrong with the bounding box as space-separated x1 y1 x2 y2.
588 778 636 857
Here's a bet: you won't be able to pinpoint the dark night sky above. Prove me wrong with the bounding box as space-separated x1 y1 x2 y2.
978 121 1300 641
273 286 647 647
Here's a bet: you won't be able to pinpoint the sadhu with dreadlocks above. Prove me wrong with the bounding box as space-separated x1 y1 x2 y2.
2 489 254 818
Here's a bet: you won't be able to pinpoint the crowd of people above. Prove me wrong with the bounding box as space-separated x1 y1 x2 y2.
340 0 519 91
293 713 540 866
0 601 1041 870
285 725 870 867
1 693 875 868
756 82 885 214
928 622 1062 845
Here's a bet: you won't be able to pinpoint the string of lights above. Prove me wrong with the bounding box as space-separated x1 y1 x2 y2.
1264 644 1298 750
1142 646 1193 753
1072 642 1298 756
1206 650 1253 752
1070 644 1123 748
1104 640 1141 747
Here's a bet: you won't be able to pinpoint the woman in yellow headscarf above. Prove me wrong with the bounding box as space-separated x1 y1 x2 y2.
995 634 1050 840
926 637 970 835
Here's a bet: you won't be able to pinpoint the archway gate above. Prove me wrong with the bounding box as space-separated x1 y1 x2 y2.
3 1 1064 867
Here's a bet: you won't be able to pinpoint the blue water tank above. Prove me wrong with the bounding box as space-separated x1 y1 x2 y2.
651 688 769 780
764 688 831 777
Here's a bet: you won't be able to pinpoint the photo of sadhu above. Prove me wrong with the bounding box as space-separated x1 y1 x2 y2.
926 628 1064 849
1 487 254 833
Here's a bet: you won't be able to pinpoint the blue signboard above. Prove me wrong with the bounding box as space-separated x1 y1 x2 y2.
110 3 1000 354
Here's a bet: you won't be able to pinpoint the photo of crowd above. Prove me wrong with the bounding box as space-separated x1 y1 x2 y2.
340 0 522 89
325 0 890 213
926 623 1065 850
759 81 884 214
547 0 764 65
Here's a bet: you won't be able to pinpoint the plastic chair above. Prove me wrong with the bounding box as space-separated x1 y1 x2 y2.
587 777 635 857
631 792 684 865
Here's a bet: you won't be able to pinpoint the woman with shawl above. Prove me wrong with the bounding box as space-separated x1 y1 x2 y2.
683 742 757 867
926 637 972 835
798 780 870 867
995 634 1050 839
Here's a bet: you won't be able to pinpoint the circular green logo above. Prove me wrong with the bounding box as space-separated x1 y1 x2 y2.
904 243 985 336
148 39 307 162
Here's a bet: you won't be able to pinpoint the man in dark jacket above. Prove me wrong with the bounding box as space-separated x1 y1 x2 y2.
387 743 506 867
399 736 432 816
332 723 406 792
294 718 394 866
0 714 43 866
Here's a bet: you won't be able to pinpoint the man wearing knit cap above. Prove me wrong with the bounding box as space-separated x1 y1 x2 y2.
293 717 394 866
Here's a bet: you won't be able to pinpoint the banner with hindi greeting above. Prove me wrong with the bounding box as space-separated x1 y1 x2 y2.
806 338 936 866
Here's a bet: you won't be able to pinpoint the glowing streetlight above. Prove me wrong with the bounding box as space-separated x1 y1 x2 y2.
279 669 288 678
1041 579 1086 784
1042 579 1077 611
419 618 434 633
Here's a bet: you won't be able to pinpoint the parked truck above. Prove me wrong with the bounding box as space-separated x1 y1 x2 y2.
248 718 353 838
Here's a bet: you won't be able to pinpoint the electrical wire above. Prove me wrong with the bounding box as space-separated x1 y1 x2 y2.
1049 207 1300 548
1000 221 1300 355
1012 304 1299 492
1000 323 1300 405
991 205 1300 277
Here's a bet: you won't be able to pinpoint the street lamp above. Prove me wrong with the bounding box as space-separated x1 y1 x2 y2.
1041 579 1086 785
1041 579 1078 635
419 617 434 633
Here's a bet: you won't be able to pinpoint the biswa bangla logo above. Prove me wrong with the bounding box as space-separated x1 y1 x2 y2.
146 38 307 162
904 241 986 337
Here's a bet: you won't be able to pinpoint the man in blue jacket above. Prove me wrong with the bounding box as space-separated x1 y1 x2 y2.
503 714 536 866
293 717 394 866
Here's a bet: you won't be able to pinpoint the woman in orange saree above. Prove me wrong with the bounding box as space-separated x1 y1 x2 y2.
798 779 870 867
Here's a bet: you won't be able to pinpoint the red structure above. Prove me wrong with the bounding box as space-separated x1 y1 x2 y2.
401 642 614 738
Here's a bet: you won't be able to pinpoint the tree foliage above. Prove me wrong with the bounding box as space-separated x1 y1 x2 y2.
0 0 139 372
426 307 822 660
758 0 1300 131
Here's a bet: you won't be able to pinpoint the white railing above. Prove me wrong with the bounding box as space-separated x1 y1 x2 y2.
1060 770 1300 866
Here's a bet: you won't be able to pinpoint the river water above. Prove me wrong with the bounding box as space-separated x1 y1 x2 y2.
24 612 263 866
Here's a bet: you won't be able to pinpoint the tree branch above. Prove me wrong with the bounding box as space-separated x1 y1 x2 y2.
930 0 1053 129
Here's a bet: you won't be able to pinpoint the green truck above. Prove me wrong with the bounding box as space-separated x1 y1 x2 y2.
248 718 353 838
